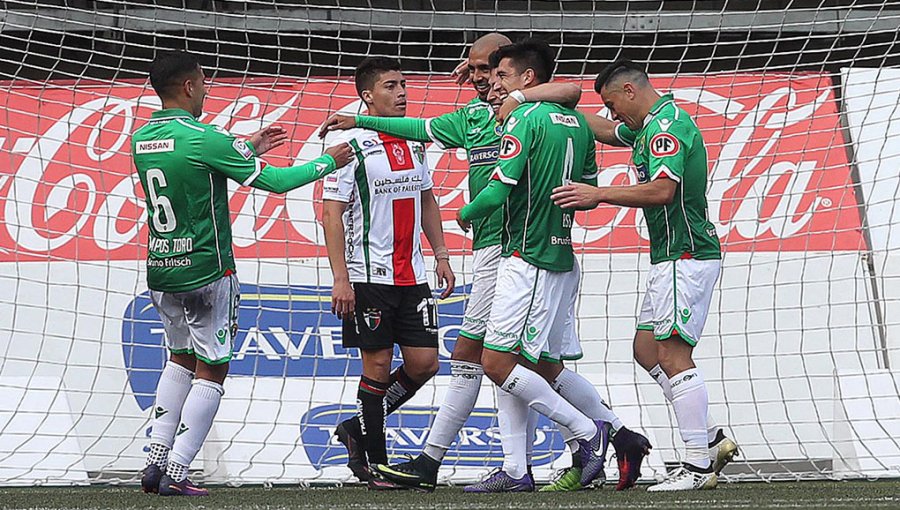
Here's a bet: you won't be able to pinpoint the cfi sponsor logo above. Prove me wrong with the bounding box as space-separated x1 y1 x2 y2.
121 283 470 411
301 404 564 469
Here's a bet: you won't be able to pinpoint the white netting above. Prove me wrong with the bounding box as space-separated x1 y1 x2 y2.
0 0 899 486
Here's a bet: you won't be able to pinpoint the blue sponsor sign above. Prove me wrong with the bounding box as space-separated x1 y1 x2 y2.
122 284 469 411
300 404 565 468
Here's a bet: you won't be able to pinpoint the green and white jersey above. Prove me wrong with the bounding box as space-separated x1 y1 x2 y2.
132 108 337 293
494 102 598 272
424 98 503 250
615 94 721 264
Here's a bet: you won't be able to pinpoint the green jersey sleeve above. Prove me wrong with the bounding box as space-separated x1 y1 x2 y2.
645 122 690 183
615 123 638 147
203 128 337 193
355 116 430 143
494 110 534 185
424 108 469 149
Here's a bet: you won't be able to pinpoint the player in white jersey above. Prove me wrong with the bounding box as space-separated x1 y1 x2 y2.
322 57 455 489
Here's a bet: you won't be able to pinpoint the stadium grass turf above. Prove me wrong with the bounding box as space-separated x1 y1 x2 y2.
1 481 899 510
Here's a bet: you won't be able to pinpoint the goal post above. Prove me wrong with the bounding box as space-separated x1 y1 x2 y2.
1 1 899 485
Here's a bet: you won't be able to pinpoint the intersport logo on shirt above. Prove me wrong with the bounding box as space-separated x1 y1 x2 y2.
0 74 863 263
121 283 470 411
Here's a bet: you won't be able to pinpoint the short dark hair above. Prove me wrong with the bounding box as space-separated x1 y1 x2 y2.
354 57 403 97
488 37 555 84
149 50 201 99
594 59 649 94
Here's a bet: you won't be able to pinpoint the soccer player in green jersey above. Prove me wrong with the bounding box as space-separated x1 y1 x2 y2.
133 51 352 496
552 59 739 491
452 38 651 492
319 34 596 493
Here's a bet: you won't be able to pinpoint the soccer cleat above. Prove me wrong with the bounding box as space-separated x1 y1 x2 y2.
647 463 717 492
140 464 163 494
157 474 209 496
335 420 370 482
369 455 440 493
611 427 653 491
463 469 535 493
539 466 583 492
366 476 407 491
577 420 610 488
708 429 739 475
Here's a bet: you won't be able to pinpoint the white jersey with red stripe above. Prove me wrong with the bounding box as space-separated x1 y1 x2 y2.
322 128 433 286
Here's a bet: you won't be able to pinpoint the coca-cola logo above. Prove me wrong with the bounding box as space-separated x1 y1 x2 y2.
0 75 863 262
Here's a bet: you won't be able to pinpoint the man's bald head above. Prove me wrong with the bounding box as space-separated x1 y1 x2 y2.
470 33 512 56
467 33 511 99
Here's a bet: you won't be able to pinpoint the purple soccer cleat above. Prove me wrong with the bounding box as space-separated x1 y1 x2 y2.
578 420 611 487
463 469 535 493
158 474 209 496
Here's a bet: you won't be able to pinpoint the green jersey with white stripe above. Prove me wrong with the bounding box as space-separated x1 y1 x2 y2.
425 98 503 250
495 102 598 272
132 108 337 293
615 94 721 264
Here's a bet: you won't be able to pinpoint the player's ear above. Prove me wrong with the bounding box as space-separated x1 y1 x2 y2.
623 82 636 99
360 89 374 105
522 68 536 87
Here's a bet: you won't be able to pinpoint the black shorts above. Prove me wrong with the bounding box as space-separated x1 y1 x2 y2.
342 282 439 350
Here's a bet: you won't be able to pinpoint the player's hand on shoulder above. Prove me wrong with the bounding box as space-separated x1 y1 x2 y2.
319 114 356 138
497 96 520 123
249 125 288 156
331 279 355 319
325 142 354 168
451 59 470 85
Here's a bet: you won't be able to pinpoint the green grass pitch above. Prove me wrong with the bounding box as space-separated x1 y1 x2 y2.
2 482 899 510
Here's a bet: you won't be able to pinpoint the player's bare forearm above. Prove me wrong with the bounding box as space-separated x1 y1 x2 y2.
552 179 676 209
525 82 582 109
421 189 455 298
581 112 626 147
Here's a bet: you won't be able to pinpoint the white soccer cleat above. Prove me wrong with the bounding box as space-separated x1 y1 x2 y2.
647 464 717 492
708 430 739 475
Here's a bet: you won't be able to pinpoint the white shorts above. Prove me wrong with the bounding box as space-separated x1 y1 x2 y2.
150 274 240 365
484 256 582 363
459 245 502 341
637 258 720 346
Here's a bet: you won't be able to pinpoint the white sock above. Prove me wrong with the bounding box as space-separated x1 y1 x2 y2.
552 368 623 432
558 424 580 461
497 386 529 479
650 364 719 444
148 361 194 465
524 409 538 467
422 361 483 462
500 365 595 441
669 368 711 469
168 378 224 477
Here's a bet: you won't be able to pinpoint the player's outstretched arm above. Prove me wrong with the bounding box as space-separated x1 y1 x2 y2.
457 179 512 226
421 188 455 299
580 112 628 147
249 143 354 193
498 82 582 121
551 178 677 209
322 199 355 319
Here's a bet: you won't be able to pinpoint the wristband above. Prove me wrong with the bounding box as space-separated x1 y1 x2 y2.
509 89 526 104
434 246 450 261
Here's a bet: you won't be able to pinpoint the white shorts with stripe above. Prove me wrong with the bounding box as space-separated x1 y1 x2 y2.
637 258 720 346
484 256 582 363
150 274 240 365
459 245 502 341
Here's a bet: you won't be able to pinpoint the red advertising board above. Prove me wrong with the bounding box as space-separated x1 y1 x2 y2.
0 74 864 262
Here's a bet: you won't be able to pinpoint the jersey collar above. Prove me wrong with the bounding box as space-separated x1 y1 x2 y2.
150 108 196 121
642 93 675 129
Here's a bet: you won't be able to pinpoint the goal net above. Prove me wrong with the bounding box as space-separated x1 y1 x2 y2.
1 0 898 486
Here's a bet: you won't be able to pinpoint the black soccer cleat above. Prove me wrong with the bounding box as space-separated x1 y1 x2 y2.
140 464 163 494
611 426 653 490
335 420 370 482
369 454 440 493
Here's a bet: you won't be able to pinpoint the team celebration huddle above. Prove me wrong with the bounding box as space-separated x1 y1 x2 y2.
133 33 738 496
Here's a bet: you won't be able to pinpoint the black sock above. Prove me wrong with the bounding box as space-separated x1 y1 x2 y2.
357 375 389 465
344 365 424 439
384 365 423 415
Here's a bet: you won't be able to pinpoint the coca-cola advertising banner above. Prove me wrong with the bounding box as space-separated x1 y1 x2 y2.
0 74 864 262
